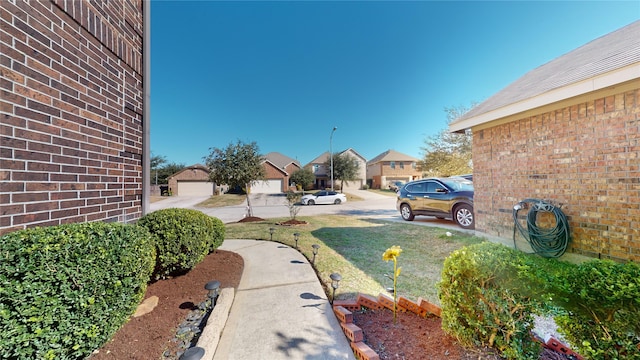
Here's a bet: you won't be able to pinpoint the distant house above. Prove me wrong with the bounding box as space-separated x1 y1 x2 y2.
305 149 367 191
450 20 640 262
167 164 214 196
250 152 301 194
366 149 422 189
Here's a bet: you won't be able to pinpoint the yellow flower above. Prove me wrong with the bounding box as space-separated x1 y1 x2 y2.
382 245 402 262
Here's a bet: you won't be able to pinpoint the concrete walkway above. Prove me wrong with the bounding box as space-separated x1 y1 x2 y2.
213 240 355 360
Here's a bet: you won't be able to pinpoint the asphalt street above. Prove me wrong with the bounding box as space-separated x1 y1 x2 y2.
149 190 468 232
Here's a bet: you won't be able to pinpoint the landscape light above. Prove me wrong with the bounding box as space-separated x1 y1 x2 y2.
293 232 300 249
269 227 275 240
330 272 342 304
311 244 320 264
204 280 221 300
179 346 205 360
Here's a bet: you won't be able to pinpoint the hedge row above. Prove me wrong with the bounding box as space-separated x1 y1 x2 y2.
0 209 225 359
438 242 640 360
0 222 155 359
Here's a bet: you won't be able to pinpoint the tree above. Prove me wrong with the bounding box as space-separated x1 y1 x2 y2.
157 162 186 185
204 140 265 217
325 152 360 192
150 153 167 185
420 104 475 177
285 191 302 220
289 168 315 191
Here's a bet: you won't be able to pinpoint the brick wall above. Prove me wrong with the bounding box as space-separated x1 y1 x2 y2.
473 88 640 261
1 0 144 234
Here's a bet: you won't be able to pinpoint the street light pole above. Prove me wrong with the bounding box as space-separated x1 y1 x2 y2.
330 126 337 191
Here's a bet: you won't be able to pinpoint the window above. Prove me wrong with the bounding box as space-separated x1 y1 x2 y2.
411 162 416 169
313 164 319 172
390 161 395 169
426 181 446 193
400 162 404 169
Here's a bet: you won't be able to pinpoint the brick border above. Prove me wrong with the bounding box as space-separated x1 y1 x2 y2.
332 293 442 360
333 293 582 360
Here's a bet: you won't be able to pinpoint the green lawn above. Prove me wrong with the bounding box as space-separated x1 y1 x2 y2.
224 215 487 304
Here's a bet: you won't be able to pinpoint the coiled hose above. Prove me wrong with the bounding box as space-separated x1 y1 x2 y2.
512 199 570 258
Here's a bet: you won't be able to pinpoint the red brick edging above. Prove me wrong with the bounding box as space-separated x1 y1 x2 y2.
332 293 442 360
333 293 583 360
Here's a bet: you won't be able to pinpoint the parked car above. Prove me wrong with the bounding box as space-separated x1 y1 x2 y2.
388 180 406 192
454 174 473 181
396 177 474 229
301 191 347 205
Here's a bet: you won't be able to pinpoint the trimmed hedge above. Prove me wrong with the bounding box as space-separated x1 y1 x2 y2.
438 242 640 360
0 222 155 360
137 208 225 278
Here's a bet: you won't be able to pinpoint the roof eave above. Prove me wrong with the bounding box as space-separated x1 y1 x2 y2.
449 63 640 133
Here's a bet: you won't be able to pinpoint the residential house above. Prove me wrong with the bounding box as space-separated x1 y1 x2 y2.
305 149 367 191
1 1 148 234
450 20 640 262
251 152 301 193
167 164 215 196
366 150 422 189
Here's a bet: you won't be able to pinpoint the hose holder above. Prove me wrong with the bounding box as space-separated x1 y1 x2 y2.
512 199 570 258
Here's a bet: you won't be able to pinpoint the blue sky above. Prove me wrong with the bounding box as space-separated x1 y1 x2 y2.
150 1 639 166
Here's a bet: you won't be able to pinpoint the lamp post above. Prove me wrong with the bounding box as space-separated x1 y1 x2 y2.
330 126 337 191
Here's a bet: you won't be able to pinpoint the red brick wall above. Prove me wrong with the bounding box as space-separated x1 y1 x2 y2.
1 0 144 234
473 88 640 261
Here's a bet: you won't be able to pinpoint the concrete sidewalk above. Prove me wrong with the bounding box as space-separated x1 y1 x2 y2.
213 240 355 360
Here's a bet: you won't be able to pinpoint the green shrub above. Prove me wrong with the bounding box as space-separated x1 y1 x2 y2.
438 242 640 360
438 242 542 359
0 222 155 360
208 216 225 252
554 260 640 359
137 208 224 278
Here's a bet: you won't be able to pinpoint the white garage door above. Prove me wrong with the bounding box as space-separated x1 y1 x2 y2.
251 180 282 194
177 181 214 196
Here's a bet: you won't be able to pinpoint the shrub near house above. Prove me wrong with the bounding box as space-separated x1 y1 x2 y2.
439 242 640 360
0 209 225 359
0 222 156 359
137 208 225 279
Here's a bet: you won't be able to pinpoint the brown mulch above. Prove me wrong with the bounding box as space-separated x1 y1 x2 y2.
237 216 265 223
353 308 502 360
90 250 243 360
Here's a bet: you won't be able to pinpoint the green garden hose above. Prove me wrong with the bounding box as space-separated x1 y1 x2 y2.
512 199 570 258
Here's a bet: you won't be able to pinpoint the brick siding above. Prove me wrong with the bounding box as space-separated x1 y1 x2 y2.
1 0 144 234
473 88 640 261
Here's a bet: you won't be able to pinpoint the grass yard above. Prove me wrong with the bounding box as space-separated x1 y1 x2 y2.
224 215 487 304
196 194 247 207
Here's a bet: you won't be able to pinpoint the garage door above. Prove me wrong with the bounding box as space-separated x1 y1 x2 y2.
251 180 282 194
177 181 214 196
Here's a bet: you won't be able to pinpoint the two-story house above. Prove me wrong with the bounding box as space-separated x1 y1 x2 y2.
366 149 422 189
305 149 367 191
